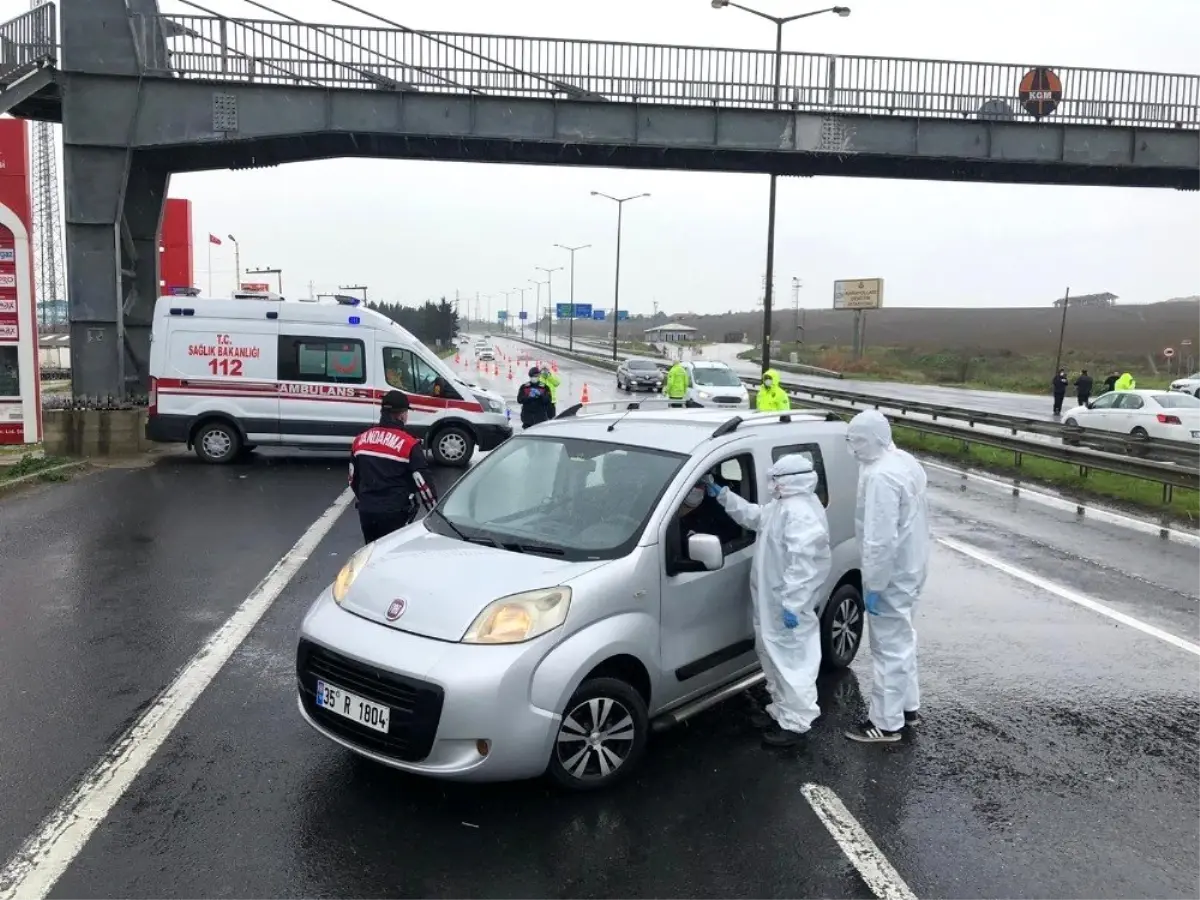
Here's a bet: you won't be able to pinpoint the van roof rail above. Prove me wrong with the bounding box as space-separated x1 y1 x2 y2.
555 398 690 419
710 410 840 437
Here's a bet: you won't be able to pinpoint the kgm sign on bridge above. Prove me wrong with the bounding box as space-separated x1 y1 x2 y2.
1019 67 1063 119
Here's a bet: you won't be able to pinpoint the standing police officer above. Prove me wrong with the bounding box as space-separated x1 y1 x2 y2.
349 390 438 544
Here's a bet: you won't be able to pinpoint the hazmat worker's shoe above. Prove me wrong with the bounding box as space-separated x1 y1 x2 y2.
761 725 808 748
748 709 775 730
904 710 923 728
844 721 902 743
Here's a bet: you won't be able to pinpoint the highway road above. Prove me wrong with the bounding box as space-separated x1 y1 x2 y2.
520 329 1061 421
0 337 1196 899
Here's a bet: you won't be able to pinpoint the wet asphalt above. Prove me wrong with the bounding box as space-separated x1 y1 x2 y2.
2 338 1197 899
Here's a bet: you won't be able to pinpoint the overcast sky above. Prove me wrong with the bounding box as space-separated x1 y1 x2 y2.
163 0 1200 315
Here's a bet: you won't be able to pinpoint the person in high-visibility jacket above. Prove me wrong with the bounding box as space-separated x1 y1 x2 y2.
538 368 562 417
1114 372 1136 391
664 361 689 402
756 369 791 411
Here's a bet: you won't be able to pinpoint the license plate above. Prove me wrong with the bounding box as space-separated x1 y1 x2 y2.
314 679 390 733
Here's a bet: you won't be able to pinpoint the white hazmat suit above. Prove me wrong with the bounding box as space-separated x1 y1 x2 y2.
846 410 930 734
716 454 832 733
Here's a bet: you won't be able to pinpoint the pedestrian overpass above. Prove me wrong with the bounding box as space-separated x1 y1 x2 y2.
2 0 1198 401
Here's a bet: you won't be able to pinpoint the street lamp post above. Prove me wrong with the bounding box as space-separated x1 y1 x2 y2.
529 277 548 342
227 234 240 287
514 286 530 339
539 262 565 349
549 250 585 355
710 1 850 374
588 194 650 361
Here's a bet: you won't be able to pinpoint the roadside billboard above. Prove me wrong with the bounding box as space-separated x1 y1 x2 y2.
0 117 40 445
833 278 884 310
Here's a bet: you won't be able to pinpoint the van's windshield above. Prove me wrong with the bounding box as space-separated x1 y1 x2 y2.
427 435 686 560
690 365 742 387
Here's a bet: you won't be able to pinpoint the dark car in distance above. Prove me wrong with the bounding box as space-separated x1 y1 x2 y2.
617 357 665 392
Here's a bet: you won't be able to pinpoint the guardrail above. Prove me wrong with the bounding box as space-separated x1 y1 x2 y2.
512 336 1199 503
134 13 1200 128
0 2 56 86
763 377 1200 466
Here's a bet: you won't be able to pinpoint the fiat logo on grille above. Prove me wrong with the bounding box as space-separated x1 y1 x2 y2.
386 598 407 621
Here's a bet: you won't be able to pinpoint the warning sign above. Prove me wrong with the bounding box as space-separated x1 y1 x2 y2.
1018 67 1062 119
833 278 884 311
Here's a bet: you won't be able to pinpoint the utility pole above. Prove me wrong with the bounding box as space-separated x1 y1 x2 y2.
791 276 804 350
307 279 315 299
1053 286 1071 376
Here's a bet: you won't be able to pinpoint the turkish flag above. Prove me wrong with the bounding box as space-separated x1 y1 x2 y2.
208 233 222 245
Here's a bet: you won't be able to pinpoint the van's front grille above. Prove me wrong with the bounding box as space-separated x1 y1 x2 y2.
296 639 444 762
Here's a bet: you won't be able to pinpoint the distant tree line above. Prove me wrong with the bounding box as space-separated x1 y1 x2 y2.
367 298 459 346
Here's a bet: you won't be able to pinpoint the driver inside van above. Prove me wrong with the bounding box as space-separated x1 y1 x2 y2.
670 473 740 563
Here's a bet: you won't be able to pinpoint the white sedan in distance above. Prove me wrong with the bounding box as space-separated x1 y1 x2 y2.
1169 372 1200 397
1063 390 1200 443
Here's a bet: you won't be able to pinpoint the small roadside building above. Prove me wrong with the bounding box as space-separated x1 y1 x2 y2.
644 323 699 343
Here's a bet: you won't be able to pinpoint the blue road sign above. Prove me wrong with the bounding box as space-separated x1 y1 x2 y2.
573 303 593 319
617 310 630 321
518 310 528 320
555 303 573 319
592 309 606 321
497 310 508 320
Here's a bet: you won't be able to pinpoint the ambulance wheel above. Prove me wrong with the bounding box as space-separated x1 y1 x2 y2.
430 425 474 468
192 420 242 465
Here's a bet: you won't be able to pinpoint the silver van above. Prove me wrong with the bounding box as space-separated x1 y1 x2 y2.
296 405 865 790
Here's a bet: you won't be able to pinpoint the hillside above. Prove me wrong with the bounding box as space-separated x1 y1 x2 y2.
508 301 1200 360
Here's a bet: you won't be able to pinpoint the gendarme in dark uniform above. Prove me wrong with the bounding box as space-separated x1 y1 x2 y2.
349 391 437 544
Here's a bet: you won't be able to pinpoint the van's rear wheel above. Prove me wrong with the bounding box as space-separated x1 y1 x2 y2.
193 420 242 464
547 677 648 792
430 425 474 467
820 583 863 669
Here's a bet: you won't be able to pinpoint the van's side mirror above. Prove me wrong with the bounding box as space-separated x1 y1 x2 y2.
687 533 724 571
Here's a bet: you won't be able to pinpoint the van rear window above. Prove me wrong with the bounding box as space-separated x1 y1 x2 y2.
279 337 366 384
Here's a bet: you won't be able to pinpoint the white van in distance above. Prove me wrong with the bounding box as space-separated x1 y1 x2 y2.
146 293 511 465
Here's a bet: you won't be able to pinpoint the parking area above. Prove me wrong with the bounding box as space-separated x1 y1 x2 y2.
1 338 1196 899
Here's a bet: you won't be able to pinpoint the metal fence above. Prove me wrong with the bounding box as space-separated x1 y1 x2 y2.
0 2 56 86
132 13 1200 128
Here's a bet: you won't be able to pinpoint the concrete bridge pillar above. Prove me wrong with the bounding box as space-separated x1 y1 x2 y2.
61 0 166 401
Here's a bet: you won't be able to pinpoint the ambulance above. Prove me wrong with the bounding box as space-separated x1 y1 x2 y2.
146 292 511 465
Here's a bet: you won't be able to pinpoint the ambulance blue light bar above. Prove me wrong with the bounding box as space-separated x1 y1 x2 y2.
333 294 361 306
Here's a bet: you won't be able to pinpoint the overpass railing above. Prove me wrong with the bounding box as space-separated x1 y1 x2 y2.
0 2 56 86
131 14 1200 129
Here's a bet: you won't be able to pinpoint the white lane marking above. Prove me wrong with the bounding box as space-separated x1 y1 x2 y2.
924 460 1200 547
938 535 1200 658
801 783 918 900
0 488 355 900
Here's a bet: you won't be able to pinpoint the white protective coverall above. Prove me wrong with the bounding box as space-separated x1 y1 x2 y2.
716 454 832 733
846 410 931 733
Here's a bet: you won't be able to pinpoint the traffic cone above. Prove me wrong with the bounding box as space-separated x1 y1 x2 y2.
454 352 460 365
507 366 513 380
551 361 559 373
580 383 590 404
493 363 500 376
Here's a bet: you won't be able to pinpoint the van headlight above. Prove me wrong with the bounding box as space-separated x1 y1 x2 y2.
461 587 572 644
696 390 712 400
332 545 373 605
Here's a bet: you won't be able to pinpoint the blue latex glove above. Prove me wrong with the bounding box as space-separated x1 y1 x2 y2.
864 591 882 616
782 609 799 629
702 475 722 498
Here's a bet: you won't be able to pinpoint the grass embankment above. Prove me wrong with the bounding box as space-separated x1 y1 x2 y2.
0 453 76 485
740 344 1181 392
892 425 1198 523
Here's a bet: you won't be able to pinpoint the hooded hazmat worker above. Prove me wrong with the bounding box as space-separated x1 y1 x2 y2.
843 410 930 744
706 453 831 748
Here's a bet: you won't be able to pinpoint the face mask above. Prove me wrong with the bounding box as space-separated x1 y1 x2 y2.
763 379 773 388
684 487 704 509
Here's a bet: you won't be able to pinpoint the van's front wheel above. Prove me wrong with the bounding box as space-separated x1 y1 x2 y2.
429 425 475 467
192 420 242 464
547 677 648 792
